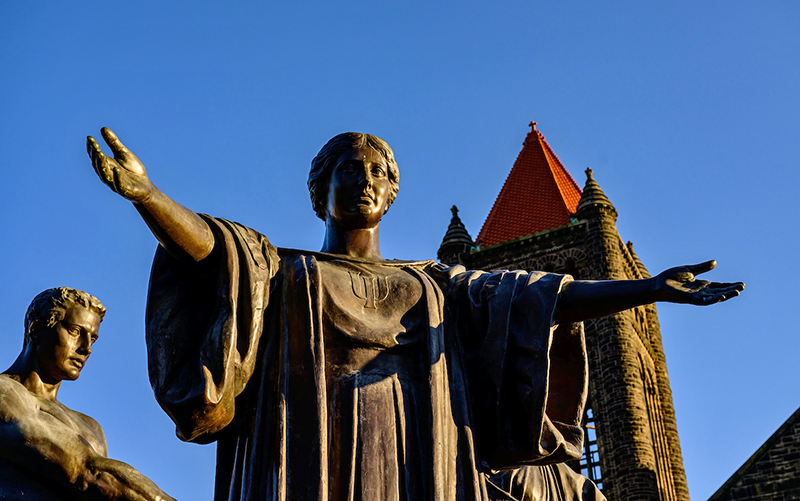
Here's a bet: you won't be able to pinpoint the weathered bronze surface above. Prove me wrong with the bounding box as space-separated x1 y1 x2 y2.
0 288 174 501
86 128 743 501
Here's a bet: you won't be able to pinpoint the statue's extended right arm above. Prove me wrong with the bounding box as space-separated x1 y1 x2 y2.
87 127 215 262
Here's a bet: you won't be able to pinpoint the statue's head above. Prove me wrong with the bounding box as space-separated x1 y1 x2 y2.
24 288 106 382
308 132 399 224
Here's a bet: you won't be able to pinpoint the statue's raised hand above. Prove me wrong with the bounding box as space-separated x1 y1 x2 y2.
86 127 215 261
87 128 154 203
655 260 744 305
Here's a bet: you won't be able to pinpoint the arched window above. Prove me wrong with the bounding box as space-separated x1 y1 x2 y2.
580 401 603 490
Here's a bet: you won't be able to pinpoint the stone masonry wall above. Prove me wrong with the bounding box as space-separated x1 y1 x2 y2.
709 408 800 501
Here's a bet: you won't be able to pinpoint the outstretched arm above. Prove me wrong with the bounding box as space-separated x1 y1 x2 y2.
87 127 214 262
0 381 174 501
554 260 744 324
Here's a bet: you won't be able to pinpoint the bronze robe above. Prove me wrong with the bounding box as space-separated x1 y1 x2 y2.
146 217 589 501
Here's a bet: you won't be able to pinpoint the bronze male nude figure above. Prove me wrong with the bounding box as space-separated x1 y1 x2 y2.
0 287 174 501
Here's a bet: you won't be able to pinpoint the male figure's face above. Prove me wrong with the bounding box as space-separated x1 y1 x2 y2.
326 145 390 230
33 305 101 383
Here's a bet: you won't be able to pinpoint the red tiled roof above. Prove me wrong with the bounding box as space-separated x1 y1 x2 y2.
475 123 582 248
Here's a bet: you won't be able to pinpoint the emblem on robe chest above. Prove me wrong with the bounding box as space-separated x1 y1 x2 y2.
348 271 391 309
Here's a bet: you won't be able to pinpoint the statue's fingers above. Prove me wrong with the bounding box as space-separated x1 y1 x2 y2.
97 158 114 185
685 260 717 276
86 136 98 157
706 281 741 289
100 127 130 158
701 285 743 304
93 154 114 185
92 159 114 186
87 136 105 161
699 292 725 305
88 141 114 185
111 167 124 194
111 168 136 199
707 282 746 295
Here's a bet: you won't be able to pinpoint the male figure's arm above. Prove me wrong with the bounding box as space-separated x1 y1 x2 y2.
0 378 174 501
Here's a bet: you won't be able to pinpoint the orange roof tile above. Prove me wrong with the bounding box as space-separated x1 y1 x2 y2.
475 122 582 248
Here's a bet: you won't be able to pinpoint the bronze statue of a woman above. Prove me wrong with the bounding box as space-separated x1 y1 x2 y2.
87 128 743 501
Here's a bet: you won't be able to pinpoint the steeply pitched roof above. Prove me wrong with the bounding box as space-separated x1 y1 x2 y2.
707 405 800 501
475 122 582 248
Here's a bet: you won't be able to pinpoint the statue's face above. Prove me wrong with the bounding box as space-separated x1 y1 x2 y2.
326 145 390 229
33 305 101 383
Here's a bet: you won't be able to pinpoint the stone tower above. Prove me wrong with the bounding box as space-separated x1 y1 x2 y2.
439 122 689 501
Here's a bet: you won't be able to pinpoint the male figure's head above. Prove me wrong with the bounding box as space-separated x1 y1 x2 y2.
23 288 106 384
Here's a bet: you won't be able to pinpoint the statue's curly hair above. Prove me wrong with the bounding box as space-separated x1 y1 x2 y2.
24 287 105 345
308 132 399 221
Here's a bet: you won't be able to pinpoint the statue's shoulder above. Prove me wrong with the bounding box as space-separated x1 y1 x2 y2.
0 374 29 401
201 215 279 269
0 375 36 422
201 215 269 243
423 262 468 282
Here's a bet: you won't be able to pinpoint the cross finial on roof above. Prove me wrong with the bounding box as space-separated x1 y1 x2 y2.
529 121 537 131
451 205 459 217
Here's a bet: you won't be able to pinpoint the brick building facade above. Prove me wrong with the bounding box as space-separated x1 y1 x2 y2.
438 123 689 501
707 406 800 501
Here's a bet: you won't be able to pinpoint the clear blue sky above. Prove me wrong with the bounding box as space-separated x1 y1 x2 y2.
1 2 797 499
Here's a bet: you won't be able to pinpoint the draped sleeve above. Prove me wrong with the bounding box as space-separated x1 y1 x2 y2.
145 216 279 443
428 263 588 470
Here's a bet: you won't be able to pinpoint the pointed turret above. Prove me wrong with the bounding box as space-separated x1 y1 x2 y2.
475 122 582 248
438 205 474 264
576 167 617 221
626 241 651 279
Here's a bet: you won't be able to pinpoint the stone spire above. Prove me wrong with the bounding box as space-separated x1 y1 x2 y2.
626 241 651 278
438 205 474 264
576 167 617 220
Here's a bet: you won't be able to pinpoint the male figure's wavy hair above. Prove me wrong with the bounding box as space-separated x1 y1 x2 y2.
24 287 106 345
308 132 399 221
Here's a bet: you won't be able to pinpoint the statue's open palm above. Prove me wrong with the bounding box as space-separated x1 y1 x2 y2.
656 260 744 305
87 128 153 203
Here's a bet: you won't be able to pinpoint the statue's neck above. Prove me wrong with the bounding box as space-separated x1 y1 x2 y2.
4 347 61 401
320 222 383 260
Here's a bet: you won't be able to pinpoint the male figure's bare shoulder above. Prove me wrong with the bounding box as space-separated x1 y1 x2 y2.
0 374 38 422
0 374 108 457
